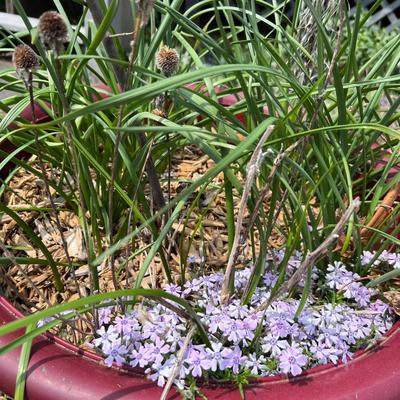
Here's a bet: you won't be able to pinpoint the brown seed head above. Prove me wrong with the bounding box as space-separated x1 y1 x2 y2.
156 46 179 77
38 11 69 53
12 45 39 72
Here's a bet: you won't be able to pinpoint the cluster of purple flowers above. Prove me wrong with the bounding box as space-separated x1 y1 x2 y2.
360 250 400 269
90 250 396 389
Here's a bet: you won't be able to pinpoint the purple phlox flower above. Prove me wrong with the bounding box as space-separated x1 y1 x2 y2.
187 255 204 264
352 284 371 307
164 283 182 296
261 334 289 357
298 310 319 336
263 271 278 287
208 312 230 334
129 345 149 368
317 328 340 348
143 337 171 364
220 346 247 374
94 325 118 353
98 306 113 325
309 340 339 365
271 249 285 264
287 322 303 339
104 342 128 367
379 250 398 265
326 261 353 290
278 344 308 376
182 278 202 296
226 319 246 344
227 301 249 319
270 317 291 338
336 341 353 363
287 256 301 272
378 251 400 269
146 358 175 387
114 315 137 335
272 300 295 315
234 269 252 289
360 250 376 266
344 316 371 340
245 353 268 375
186 348 211 377
243 313 261 331
369 299 391 314
142 321 164 341
341 280 370 306
206 342 226 372
199 274 218 289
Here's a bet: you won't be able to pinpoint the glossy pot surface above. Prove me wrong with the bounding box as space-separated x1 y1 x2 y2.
1 297 400 400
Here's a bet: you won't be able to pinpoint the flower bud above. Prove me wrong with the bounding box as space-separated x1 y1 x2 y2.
37 11 69 54
156 46 179 77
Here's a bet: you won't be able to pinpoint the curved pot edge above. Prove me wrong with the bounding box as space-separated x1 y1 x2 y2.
1 296 400 400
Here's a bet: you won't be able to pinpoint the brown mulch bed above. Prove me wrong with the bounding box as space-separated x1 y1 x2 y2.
0 145 285 342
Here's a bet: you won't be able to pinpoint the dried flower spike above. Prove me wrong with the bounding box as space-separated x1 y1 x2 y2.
156 46 179 77
136 0 154 27
37 11 69 54
12 44 39 84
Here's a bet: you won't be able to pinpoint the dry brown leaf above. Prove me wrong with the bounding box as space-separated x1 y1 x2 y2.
383 291 400 315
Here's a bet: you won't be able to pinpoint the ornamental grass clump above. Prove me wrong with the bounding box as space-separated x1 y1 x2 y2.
0 0 400 398
91 250 396 391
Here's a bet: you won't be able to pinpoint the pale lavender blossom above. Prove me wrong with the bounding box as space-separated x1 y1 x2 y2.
310 340 339 364
206 342 227 372
114 315 136 335
143 338 171 364
220 346 247 374
130 345 149 368
93 326 118 353
186 349 211 377
164 283 182 296
104 343 128 367
279 345 308 376
91 249 395 390
245 353 268 375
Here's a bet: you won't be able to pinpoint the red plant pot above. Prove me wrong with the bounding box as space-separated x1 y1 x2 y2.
0 297 400 400
0 103 51 179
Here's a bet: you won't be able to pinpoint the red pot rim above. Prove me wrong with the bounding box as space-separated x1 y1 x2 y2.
1 296 400 399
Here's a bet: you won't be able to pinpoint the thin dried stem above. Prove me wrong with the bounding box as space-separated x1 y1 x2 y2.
160 324 196 400
220 125 275 305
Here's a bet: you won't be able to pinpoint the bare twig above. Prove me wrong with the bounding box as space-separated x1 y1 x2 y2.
247 138 304 233
256 198 361 312
220 125 275 305
160 324 196 400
